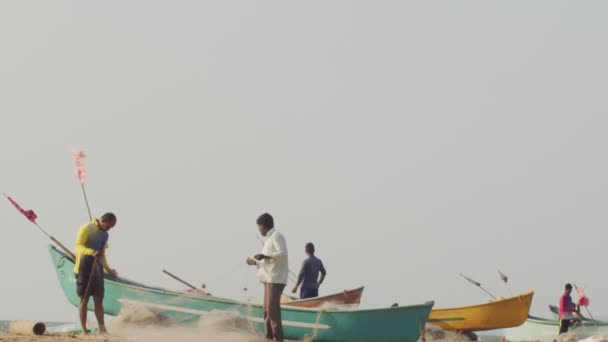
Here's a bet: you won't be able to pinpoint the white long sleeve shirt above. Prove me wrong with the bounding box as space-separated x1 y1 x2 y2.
256 228 289 285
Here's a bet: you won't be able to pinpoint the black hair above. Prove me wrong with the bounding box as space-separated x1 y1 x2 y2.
256 213 274 229
305 242 315 254
565 283 573 290
101 212 117 223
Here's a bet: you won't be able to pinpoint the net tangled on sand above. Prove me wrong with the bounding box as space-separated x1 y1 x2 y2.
422 325 476 341
110 305 172 328
556 332 580 342
109 307 265 342
579 336 608 342
196 311 253 332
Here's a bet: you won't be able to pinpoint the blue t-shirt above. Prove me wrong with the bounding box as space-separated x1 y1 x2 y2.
297 255 326 289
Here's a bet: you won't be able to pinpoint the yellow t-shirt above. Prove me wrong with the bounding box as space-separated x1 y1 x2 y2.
73 219 112 274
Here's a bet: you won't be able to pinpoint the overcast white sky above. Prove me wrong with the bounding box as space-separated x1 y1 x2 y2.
1 1 607 323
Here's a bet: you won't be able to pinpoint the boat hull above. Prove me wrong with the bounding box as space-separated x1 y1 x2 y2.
502 315 608 342
281 287 364 308
428 291 534 332
49 246 433 342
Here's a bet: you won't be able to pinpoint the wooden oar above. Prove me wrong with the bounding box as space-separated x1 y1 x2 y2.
31 220 76 261
459 273 497 300
162 269 210 295
81 255 99 303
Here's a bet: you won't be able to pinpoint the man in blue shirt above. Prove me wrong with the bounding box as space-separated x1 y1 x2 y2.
291 242 327 299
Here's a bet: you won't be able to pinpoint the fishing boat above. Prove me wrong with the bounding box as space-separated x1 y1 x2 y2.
49 245 433 342
280 287 364 308
428 291 534 332
502 315 608 342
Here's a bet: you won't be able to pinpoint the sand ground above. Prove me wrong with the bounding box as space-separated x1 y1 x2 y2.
0 331 122 342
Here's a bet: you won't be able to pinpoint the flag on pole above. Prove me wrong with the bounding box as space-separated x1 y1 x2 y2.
575 285 590 307
4 194 38 223
499 270 508 283
72 150 87 184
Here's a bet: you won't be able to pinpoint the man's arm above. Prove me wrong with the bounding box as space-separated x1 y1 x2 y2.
101 243 114 273
74 226 95 256
559 295 574 313
292 261 306 293
568 297 576 312
100 243 117 276
264 233 287 259
297 261 306 286
318 261 327 285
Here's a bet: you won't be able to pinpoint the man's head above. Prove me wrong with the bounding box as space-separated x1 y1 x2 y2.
305 242 315 255
565 283 573 293
99 212 117 231
256 213 274 236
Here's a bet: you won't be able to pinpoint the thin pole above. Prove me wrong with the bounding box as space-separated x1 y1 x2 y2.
162 270 210 295
79 180 96 303
162 269 197 290
459 273 497 300
32 222 76 261
7 198 76 260
584 307 597 325
48 235 76 260
80 184 92 221
574 284 597 324
81 256 99 305
498 270 513 296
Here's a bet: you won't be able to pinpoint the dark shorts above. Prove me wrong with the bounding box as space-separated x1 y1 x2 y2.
300 287 319 299
76 255 104 298
559 319 571 334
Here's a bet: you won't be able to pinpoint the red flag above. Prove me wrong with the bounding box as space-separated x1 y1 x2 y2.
576 286 590 307
72 150 87 184
4 195 38 223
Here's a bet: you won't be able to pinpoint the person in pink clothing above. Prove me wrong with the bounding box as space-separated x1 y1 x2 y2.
558 283 579 334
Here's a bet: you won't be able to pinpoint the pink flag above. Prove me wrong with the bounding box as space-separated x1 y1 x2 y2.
576 286 590 307
4 195 38 224
72 150 87 184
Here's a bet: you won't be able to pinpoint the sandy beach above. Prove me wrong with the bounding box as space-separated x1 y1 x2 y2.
0 331 122 342
0 329 495 342
0 329 472 342
0 320 484 342
0 309 274 342
0 324 270 342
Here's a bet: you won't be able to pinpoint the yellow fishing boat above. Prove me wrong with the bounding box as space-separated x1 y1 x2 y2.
428 291 534 332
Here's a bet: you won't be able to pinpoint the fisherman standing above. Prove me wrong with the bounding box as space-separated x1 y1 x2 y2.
74 212 118 334
246 213 288 342
291 242 327 299
558 283 578 334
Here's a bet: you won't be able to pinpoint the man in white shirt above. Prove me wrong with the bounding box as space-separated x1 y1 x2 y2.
246 213 288 342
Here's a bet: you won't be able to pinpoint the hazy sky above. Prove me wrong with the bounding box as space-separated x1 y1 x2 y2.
1 1 607 324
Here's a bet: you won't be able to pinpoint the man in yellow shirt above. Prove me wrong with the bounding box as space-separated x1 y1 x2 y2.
74 212 118 334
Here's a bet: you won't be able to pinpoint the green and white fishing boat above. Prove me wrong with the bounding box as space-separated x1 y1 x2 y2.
502 315 608 341
49 245 434 342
